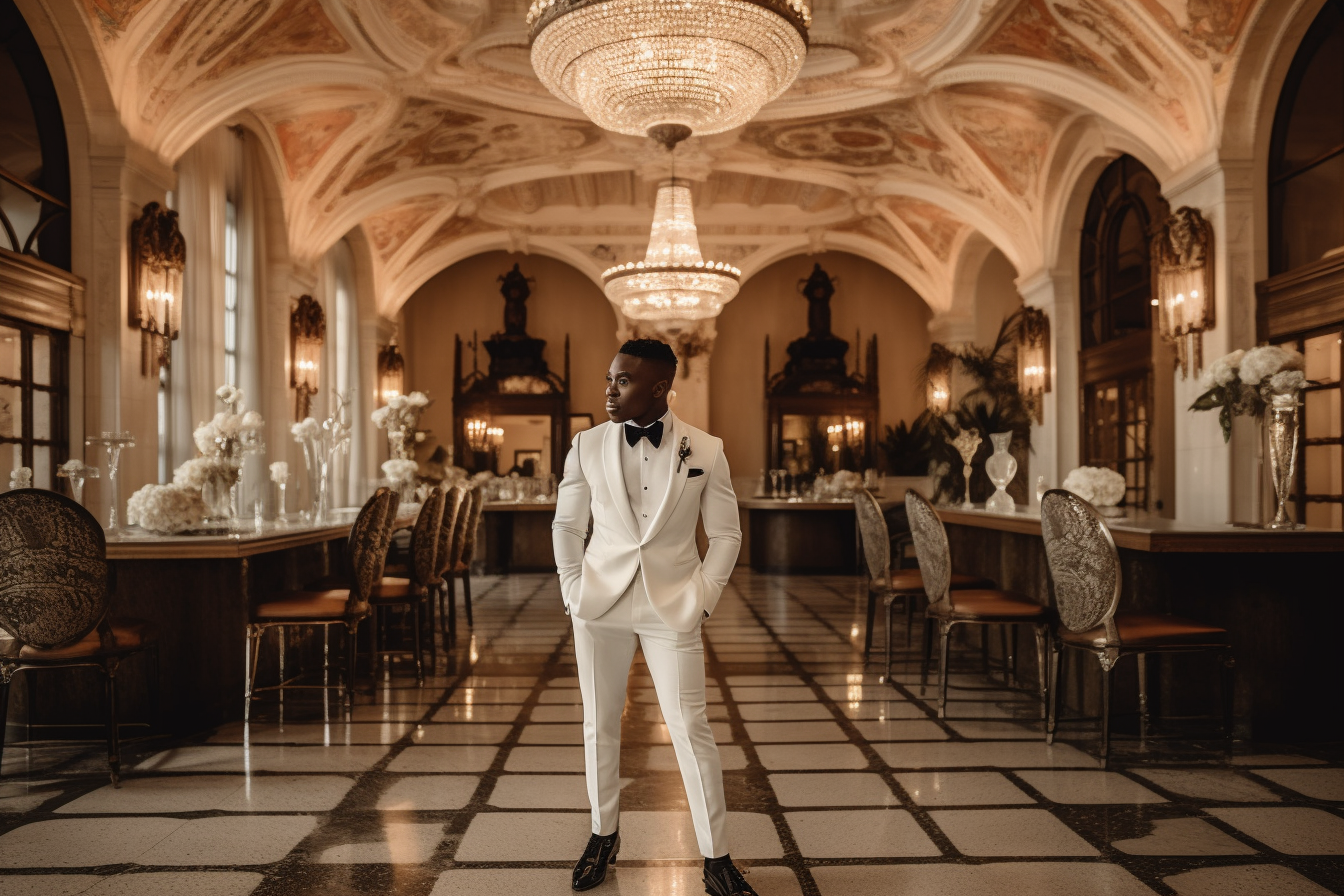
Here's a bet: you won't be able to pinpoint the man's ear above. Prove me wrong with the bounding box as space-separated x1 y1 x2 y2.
652 379 670 398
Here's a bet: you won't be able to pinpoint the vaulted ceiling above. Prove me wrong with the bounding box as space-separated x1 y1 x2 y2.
76 0 1264 316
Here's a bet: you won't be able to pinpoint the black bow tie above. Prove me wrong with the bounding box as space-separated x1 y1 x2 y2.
625 420 664 449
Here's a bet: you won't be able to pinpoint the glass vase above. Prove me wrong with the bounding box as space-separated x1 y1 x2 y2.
984 431 1018 514
316 459 331 524
202 476 233 522
1266 393 1301 529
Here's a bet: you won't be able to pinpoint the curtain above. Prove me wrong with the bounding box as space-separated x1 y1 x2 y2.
330 240 367 506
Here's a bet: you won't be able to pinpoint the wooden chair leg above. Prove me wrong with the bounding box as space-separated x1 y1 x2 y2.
1100 659 1114 770
344 623 357 709
412 600 425 685
277 625 286 707
999 626 1013 687
0 667 12 777
367 612 379 684
1033 625 1049 721
884 599 894 683
920 617 934 687
244 625 262 722
103 659 122 786
462 573 474 628
1046 639 1061 744
446 578 458 644
905 593 917 648
426 588 438 665
1137 652 1150 741
937 623 952 719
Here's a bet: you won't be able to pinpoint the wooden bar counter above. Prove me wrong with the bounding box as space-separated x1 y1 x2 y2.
482 502 557 574
940 504 1344 741
741 496 901 574
12 510 412 739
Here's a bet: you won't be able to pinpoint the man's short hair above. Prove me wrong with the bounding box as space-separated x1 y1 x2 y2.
619 338 678 371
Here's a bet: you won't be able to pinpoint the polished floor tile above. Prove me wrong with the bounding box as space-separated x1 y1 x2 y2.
487 774 594 809
849 720 948 741
316 822 445 863
873 741 1098 769
0 872 264 896
1253 767 1344 801
57 775 355 814
755 744 868 770
413 723 514 745
1015 770 1167 804
1207 807 1344 854
811 863 1156 895
205 721 412 745
768 773 899 807
431 704 523 724
503 746 585 773
136 745 389 773
384 745 499 773
1163 864 1337 895
1110 817 1257 855
930 808 1099 856
376 776 480 810
737 702 835 721
743 721 848 743
893 771 1035 806
1132 769 1281 802
785 809 939 857
646 745 749 771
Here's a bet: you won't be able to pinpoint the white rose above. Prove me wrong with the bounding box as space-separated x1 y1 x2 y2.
408 392 429 408
387 394 408 411
1062 465 1127 507
1200 349 1245 389
241 410 264 431
1238 345 1304 386
371 406 390 428
269 461 289 483
1266 369 1306 396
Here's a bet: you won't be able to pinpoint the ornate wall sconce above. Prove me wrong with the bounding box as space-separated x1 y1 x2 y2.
465 417 491 453
128 201 185 376
1017 307 1052 424
926 343 954 416
377 340 405 406
290 294 325 420
1152 206 1215 379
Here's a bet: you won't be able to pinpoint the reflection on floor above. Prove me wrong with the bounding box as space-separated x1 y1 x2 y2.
3 571 1344 895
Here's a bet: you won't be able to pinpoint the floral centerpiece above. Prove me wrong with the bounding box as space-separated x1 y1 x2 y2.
190 385 265 520
9 466 31 490
1061 466 1128 515
127 483 206 534
371 391 430 460
292 392 352 521
57 459 99 506
382 458 420 503
1191 345 1307 528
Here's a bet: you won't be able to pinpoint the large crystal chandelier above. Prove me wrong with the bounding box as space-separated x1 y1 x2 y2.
603 178 740 320
527 0 811 141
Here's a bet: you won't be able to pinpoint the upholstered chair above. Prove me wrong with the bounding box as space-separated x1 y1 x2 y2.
369 486 445 684
1040 489 1234 768
443 486 484 640
246 488 394 715
0 490 158 785
854 489 993 679
904 489 1051 720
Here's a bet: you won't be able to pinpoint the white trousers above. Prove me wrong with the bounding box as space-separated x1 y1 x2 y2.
571 573 728 858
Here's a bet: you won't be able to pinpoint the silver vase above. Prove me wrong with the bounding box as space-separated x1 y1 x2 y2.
1266 393 1301 529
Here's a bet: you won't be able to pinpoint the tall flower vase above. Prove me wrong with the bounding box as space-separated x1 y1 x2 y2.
1266 393 1302 529
984 431 1018 514
388 427 410 460
202 476 233 522
316 459 331 523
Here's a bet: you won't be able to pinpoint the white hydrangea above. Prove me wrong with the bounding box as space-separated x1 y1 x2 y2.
291 417 320 441
1200 349 1245 389
1266 369 1306 397
1238 345 1304 386
382 458 419 483
127 483 207 534
1061 466 1127 507
370 406 391 428
269 461 289 483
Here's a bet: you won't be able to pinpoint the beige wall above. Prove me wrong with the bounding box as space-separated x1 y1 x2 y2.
974 249 1024 348
709 251 933 478
401 251 619 464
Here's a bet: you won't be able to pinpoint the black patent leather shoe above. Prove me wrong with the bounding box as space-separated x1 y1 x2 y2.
572 831 620 891
704 857 758 896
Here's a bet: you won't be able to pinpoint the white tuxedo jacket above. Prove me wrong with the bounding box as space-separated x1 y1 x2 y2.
552 413 741 632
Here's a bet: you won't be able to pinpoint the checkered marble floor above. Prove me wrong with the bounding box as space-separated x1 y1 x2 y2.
3 571 1344 895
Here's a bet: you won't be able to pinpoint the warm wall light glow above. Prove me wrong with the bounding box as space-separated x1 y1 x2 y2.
377 341 405 406
1016 307 1051 424
1153 206 1215 379
129 201 185 376
926 343 954 416
465 418 491 453
290 294 325 421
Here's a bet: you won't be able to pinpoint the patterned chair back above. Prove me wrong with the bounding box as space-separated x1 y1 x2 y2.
853 489 892 590
346 488 393 609
459 487 485 565
436 484 469 579
904 489 953 612
410 487 446 587
0 490 109 649
1040 489 1122 638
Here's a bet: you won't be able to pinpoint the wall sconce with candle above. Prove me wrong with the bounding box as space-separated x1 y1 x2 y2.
925 343 954 417
377 340 405 406
128 201 185 376
1016 306 1052 424
289 294 325 420
1152 206 1214 379
465 417 491 453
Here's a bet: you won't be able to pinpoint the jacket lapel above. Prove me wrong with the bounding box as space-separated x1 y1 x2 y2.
603 422 640 541
641 414 690 546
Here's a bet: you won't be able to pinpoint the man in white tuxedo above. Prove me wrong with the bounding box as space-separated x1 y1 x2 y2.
552 338 754 895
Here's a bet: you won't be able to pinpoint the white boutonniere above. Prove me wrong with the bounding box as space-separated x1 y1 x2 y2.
677 436 692 473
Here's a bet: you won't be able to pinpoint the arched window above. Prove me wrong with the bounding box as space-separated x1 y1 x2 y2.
1078 155 1170 510
0 0 70 270
1269 0 1344 276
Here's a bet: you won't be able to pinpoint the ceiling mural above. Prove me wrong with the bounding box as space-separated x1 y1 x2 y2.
68 0 1281 313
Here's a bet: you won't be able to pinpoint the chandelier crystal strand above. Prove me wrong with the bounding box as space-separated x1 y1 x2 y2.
528 0 810 139
603 178 740 320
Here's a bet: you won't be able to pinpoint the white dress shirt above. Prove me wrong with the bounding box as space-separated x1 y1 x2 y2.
623 409 672 540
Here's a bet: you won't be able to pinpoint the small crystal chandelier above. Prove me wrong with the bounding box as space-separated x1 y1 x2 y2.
527 0 811 141
603 178 740 320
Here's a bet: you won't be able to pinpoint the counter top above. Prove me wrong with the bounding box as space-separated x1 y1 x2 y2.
738 496 901 511
484 501 557 512
105 508 418 560
938 504 1344 553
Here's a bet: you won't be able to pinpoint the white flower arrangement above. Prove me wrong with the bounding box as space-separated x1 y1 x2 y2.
9 467 31 489
382 458 419 484
1061 466 1127 507
195 386 265 461
269 461 289 484
372 391 431 458
291 417 321 442
1192 345 1306 441
126 483 207 534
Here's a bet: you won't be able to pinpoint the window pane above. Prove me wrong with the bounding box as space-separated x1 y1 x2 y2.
1304 332 1342 383
1277 154 1344 272
1306 387 1341 439
0 443 20 476
31 444 49 489
1281 15 1344 172
0 327 21 380
31 332 50 385
1305 444 1342 497
0 385 21 438
32 389 49 440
